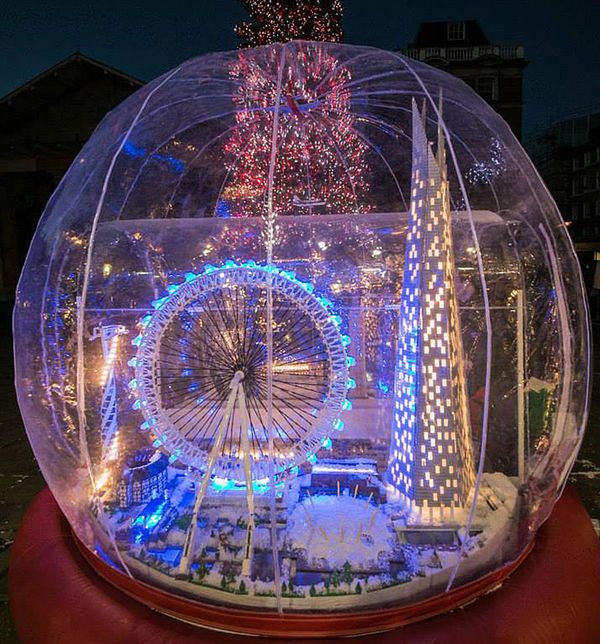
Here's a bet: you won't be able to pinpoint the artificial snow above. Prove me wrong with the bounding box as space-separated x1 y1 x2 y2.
287 492 393 568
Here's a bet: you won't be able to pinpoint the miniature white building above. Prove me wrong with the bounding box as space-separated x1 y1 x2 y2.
387 99 475 519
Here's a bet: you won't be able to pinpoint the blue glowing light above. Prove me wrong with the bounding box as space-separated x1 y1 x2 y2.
211 476 284 494
347 378 356 390
346 355 356 367
123 140 184 174
215 199 232 218
342 399 352 411
123 140 146 158
377 381 389 394
307 453 317 464
333 418 344 431
302 282 314 293
152 296 168 310
321 436 332 450
341 335 351 347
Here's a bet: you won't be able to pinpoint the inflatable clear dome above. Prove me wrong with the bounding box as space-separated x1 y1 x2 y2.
14 41 590 635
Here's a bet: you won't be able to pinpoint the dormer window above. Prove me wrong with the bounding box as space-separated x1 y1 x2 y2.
447 22 466 41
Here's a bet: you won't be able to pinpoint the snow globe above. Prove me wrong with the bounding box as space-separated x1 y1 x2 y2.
14 41 590 636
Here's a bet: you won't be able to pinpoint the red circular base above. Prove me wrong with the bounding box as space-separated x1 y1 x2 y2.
10 487 600 643
73 529 533 638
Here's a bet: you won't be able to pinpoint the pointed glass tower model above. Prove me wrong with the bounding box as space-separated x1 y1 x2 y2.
387 99 475 522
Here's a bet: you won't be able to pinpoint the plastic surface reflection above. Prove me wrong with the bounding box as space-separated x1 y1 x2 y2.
14 41 589 614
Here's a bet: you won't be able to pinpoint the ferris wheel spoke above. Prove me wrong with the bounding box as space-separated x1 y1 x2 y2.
204 288 244 363
259 382 324 429
189 298 238 367
251 390 300 443
168 316 235 368
166 383 229 414
160 336 232 373
266 388 322 435
184 391 231 443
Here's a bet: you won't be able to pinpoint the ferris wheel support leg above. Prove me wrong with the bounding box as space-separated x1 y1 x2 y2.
177 371 244 577
238 387 255 577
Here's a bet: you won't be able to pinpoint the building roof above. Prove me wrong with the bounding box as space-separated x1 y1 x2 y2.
124 449 168 483
0 52 143 132
410 21 491 48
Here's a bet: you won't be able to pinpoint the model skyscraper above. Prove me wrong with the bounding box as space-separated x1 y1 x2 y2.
388 99 475 519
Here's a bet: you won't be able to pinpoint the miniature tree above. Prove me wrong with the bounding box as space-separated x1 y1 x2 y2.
341 560 353 585
196 557 210 581
355 582 362 594
309 584 317 597
239 579 247 593
281 581 288 593
220 575 228 589
331 570 340 588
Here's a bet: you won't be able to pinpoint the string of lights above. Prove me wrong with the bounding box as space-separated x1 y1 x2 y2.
235 0 343 48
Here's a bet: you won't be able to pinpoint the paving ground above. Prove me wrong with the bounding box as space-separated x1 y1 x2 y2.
1 331 599 643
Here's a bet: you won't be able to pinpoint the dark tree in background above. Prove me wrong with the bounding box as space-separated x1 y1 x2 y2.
235 0 343 47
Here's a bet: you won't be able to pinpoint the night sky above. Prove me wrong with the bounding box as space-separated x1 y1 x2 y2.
2 0 599 135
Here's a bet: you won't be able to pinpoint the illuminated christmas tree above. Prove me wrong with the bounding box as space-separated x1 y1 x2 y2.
235 0 343 47
387 99 475 521
222 43 371 230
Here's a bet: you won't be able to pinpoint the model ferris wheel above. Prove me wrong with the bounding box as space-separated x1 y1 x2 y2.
131 261 352 482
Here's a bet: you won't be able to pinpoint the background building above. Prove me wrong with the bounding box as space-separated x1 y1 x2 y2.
0 53 142 311
401 20 527 140
527 111 600 290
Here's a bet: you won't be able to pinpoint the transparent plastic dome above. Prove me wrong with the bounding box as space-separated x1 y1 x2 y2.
14 41 590 630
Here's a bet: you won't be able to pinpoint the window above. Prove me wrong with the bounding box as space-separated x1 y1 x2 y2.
572 204 579 220
476 77 498 102
583 173 591 191
584 151 592 167
573 157 580 170
447 22 466 41
583 202 590 218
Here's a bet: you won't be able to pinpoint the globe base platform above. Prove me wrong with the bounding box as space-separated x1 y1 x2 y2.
9 486 600 642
